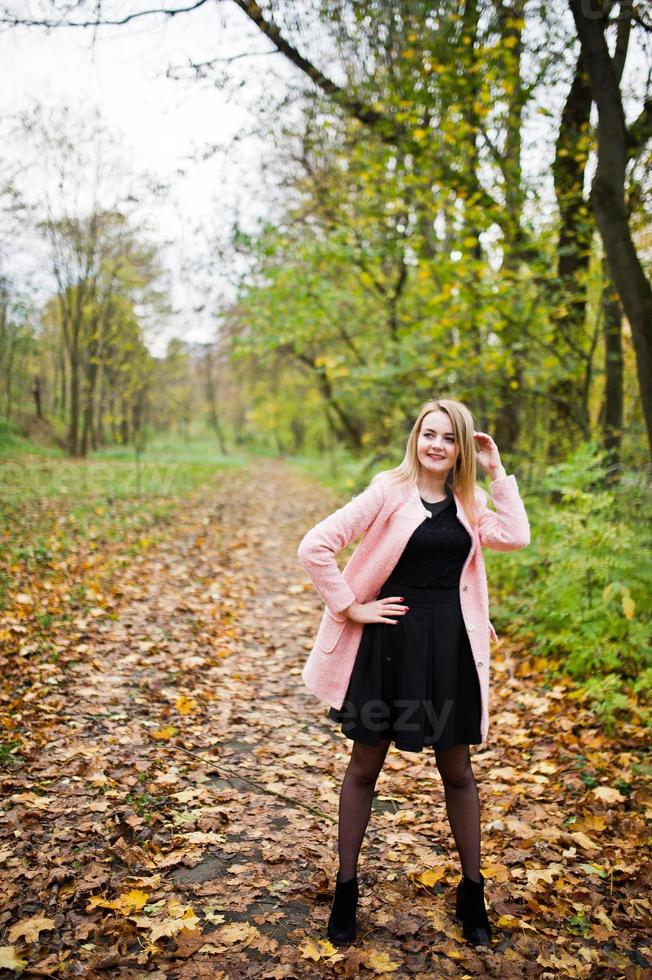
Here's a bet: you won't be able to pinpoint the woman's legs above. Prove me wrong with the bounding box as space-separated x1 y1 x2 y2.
336 738 392 881
434 743 481 881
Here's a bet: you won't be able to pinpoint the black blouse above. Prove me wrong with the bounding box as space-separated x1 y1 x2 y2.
384 486 472 589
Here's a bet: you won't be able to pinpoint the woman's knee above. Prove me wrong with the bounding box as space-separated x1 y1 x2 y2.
348 739 390 785
435 745 474 788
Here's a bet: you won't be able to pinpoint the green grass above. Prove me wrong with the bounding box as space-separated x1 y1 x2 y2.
0 430 248 503
0 428 250 615
0 418 63 458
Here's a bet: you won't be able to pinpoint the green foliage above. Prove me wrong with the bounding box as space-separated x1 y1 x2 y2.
485 442 651 731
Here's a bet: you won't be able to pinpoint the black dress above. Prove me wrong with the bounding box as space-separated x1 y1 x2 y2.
327 485 482 752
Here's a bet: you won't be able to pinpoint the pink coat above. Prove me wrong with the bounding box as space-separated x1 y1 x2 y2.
296 470 530 743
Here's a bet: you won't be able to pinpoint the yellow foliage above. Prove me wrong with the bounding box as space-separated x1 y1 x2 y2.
0 948 28 972
150 725 177 740
88 889 150 914
175 695 198 715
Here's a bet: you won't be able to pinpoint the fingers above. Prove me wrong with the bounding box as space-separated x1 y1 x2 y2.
373 596 409 625
474 431 496 446
381 596 408 611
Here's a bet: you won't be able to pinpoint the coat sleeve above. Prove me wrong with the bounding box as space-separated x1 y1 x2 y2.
296 476 387 618
476 474 531 551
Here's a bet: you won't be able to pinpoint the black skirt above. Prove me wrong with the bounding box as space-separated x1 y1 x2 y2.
327 579 482 752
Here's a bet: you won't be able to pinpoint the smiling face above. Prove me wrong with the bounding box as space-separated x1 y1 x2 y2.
416 409 459 478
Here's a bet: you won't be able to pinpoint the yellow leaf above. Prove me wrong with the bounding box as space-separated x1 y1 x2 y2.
409 866 445 891
300 936 325 961
593 908 616 931
525 867 556 886
570 831 600 851
496 913 538 930
211 922 261 947
7 915 56 944
602 583 613 600
622 594 635 619
175 696 197 715
150 725 177 740
0 948 28 972
149 905 199 942
592 785 625 803
87 889 150 914
363 947 402 972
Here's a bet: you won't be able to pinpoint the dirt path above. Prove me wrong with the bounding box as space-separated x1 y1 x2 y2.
1 459 649 978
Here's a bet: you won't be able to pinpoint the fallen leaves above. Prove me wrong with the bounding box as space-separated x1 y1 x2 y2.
7 915 56 943
148 903 200 942
150 724 178 740
87 889 150 914
175 695 198 715
1 462 649 977
0 947 28 972
592 784 627 804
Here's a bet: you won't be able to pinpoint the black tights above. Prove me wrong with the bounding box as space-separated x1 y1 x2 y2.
336 740 481 883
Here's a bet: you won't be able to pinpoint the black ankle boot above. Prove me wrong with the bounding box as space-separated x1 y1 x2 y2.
327 872 359 945
455 871 492 946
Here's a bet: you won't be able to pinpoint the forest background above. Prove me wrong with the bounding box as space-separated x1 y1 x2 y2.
0 0 650 735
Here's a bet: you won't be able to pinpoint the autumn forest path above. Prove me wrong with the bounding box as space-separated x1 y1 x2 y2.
1 459 649 978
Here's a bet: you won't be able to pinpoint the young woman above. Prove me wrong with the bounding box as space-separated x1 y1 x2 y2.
296 398 530 948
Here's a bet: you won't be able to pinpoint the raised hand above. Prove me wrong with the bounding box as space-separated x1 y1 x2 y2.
473 432 506 480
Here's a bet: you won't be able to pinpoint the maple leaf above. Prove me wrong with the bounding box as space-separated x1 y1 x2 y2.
87 889 150 914
301 938 323 963
149 904 200 942
7 916 56 944
150 725 177 740
175 695 197 715
210 922 261 947
407 866 445 892
592 785 626 803
362 948 402 973
0 948 28 972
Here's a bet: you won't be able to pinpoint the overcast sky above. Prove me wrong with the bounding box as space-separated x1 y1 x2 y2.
0 1 298 357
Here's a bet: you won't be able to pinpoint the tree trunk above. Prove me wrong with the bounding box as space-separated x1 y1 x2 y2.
550 46 594 441
568 0 652 468
492 0 528 452
601 254 624 479
68 355 81 456
32 376 43 420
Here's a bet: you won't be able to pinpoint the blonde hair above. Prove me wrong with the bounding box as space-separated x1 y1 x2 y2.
382 398 483 526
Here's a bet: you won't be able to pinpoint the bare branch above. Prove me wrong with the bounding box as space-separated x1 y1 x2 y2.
230 0 395 136
0 0 211 28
